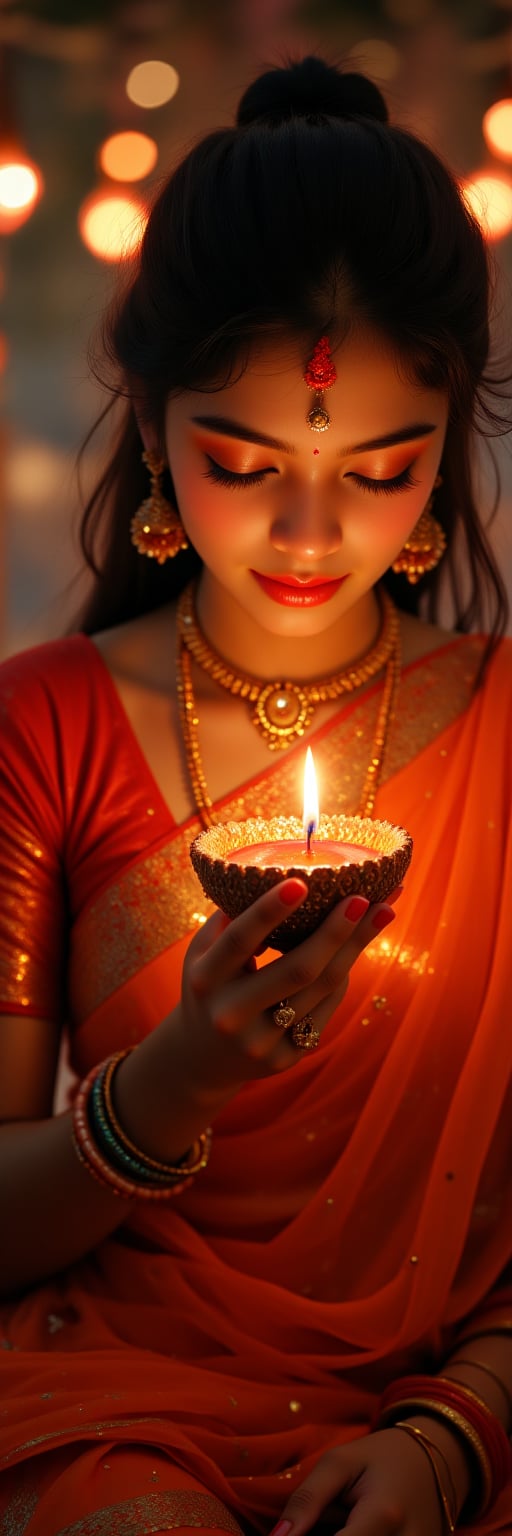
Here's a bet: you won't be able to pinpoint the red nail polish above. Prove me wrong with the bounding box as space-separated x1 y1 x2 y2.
345 896 370 922
279 879 307 906
269 1523 293 1536
371 906 396 933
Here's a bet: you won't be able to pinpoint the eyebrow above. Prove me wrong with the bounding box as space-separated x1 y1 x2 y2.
191 415 437 456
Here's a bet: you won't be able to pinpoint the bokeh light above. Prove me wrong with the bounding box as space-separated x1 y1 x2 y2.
482 99 512 162
0 332 8 374
461 173 512 240
78 188 147 262
98 130 158 182
126 59 179 109
0 156 43 233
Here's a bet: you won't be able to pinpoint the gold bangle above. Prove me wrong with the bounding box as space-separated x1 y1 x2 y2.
445 1361 512 1425
378 1397 493 1517
104 1052 211 1178
393 1422 457 1533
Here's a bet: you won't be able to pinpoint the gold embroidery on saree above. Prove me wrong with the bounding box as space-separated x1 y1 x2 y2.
71 638 485 1023
0 1482 38 1536
0 820 65 1017
57 1491 244 1536
0 1420 161 1467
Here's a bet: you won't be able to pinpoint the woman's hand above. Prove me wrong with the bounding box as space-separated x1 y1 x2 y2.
269 1428 449 1536
173 877 397 1098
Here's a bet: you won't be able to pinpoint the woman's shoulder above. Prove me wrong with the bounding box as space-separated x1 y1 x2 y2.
399 611 512 677
399 612 471 667
0 633 109 736
0 632 91 700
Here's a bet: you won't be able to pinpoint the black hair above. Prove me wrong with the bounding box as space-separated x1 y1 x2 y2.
76 54 510 660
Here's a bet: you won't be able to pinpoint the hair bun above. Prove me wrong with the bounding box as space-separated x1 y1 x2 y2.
236 56 388 128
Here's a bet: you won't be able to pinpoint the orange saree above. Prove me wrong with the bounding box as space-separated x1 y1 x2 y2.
1 628 512 1535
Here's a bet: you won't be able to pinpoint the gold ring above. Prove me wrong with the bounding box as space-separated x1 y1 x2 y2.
273 1000 296 1030
290 1015 320 1051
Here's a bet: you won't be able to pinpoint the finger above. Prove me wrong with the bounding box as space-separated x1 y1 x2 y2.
186 907 229 961
192 878 308 995
343 1497 399 1534
261 902 396 1065
238 893 372 1019
269 1448 363 1536
306 899 397 1012
291 902 396 1023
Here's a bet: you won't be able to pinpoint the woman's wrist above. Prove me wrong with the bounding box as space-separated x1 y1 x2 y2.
112 1014 231 1166
397 1413 472 1518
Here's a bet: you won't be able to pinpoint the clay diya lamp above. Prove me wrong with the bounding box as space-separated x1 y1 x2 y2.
190 749 412 952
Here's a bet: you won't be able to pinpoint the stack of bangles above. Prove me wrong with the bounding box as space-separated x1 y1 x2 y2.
374 1372 512 1532
71 1048 212 1200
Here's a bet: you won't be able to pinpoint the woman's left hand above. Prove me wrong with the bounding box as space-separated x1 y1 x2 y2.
270 1428 449 1535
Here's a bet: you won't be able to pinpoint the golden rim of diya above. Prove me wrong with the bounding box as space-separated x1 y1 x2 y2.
190 815 413 952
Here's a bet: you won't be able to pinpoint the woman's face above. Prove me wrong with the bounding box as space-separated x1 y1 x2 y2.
163 330 449 639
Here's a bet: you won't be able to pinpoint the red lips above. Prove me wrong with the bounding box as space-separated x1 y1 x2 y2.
251 572 348 607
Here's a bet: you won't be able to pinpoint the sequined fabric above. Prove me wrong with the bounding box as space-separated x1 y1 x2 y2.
0 1482 38 1536
57 1491 244 1536
1 631 512 1536
69 635 484 1024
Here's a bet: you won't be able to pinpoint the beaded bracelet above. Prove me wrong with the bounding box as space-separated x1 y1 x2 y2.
103 1051 211 1178
393 1422 457 1534
376 1372 512 1517
89 1063 175 1186
71 1056 212 1200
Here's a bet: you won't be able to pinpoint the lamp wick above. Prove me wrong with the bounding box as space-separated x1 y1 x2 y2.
306 820 315 855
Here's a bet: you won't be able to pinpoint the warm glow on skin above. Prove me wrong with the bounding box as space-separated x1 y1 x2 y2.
142 332 448 679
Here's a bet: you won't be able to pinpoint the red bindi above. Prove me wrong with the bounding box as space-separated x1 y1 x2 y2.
313 448 319 455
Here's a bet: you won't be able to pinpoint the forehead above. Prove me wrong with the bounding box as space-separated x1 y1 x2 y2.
171 329 448 431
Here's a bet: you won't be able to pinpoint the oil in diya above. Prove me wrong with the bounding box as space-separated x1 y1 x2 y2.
190 749 413 952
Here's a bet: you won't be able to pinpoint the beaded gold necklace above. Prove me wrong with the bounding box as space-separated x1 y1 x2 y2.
176 581 401 828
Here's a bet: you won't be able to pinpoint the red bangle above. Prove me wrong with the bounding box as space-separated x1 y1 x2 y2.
72 1062 192 1200
377 1373 512 1515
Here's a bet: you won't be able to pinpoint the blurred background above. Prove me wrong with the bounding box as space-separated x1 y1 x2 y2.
1 0 512 657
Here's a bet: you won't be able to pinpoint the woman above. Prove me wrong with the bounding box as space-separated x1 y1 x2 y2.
0 53 511 1536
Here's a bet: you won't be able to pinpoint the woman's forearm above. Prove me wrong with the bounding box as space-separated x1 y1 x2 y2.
0 1011 232 1299
0 1109 133 1298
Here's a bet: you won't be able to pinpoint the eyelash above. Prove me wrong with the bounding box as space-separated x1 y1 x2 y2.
350 467 419 497
202 456 419 497
203 458 270 490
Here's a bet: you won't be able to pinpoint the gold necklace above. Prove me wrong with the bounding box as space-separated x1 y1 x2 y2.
176 582 402 829
177 580 399 751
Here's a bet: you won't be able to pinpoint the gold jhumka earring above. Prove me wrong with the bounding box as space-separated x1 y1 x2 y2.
130 450 189 564
391 475 446 585
303 336 337 431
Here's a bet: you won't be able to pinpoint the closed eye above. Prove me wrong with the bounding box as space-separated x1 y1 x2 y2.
202 456 274 490
202 456 420 497
348 466 419 496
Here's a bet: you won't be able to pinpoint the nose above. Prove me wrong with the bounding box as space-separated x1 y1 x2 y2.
270 485 342 562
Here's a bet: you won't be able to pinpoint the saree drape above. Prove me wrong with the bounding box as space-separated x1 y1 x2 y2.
1 628 512 1535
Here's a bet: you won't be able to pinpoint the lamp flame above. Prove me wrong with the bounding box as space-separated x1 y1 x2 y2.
303 748 319 850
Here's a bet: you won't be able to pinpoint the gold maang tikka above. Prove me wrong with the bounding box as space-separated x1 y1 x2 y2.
303 336 337 431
